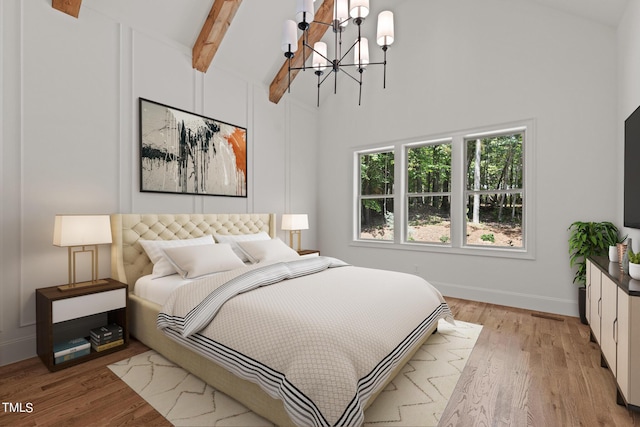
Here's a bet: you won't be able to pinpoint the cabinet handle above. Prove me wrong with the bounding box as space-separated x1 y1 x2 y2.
614 318 618 344
598 298 602 316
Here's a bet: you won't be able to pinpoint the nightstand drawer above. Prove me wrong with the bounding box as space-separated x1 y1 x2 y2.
52 288 126 323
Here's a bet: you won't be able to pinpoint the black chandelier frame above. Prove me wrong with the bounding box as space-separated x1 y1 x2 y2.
284 13 389 106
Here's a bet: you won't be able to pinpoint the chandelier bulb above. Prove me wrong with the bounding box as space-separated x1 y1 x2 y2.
281 20 298 54
350 0 369 19
376 11 394 47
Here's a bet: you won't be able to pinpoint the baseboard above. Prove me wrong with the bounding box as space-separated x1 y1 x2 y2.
433 280 579 318
0 334 36 367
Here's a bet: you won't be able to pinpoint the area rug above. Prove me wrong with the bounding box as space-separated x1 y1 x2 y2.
108 319 481 427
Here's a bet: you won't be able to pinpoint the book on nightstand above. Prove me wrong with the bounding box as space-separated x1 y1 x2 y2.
90 324 123 345
92 338 124 352
53 337 90 364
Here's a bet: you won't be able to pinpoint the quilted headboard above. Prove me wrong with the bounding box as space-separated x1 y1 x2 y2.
110 213 276 288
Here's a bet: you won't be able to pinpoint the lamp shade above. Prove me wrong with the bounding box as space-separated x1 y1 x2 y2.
296 0 315 25
350 0 369 19
354 37 370 68
376 11 394 46
312 42 328 70
334 0 349 26
281 214 309 231
281 20 298 52
53 215 112 247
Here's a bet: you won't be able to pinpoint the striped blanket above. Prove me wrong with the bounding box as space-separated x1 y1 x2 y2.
158 256 453 426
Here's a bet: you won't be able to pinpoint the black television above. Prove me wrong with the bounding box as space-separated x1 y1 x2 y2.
625 104 640 229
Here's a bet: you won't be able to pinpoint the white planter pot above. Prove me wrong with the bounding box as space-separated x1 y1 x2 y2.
609 245 619 262
630 262 640 280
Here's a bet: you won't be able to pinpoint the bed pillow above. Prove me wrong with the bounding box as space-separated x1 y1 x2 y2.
162 243 245 279
237 238 300 263
139 235 215 278
213 232 271 262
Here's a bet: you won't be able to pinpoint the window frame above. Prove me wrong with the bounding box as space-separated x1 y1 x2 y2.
352 120 535 260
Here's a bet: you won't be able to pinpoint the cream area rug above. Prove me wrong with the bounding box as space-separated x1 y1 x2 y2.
108 319 481 427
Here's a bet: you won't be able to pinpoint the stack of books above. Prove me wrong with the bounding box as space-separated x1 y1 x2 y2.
54 337 90 364
90 324 124 352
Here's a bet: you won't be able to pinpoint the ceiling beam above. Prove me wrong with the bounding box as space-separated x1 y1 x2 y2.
52 0 82 18
269 0 334 104
193 0 243 73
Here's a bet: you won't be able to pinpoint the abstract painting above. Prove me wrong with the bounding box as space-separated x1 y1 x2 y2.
139 98 247 197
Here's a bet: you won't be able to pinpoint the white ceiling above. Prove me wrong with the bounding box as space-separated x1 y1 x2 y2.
82 0 630 101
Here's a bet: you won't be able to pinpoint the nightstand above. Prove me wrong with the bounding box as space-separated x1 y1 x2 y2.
36 278 129 371
298 249 320 257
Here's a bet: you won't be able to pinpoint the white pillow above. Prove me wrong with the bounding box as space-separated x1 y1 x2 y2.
237 238 300 263
213 232 271 262
163 243 245 279
139 235 215 278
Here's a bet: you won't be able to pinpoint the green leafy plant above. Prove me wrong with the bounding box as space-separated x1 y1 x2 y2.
568 221 619 285
629 246 640 264
481 233 495 243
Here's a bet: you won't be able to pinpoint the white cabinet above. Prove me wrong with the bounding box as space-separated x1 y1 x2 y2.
588 256 640 412
600 275 617 373
587 260 601 343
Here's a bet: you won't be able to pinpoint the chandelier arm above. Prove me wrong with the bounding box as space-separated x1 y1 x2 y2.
339 39 359 64
302 41 333 64
383 48 388 89
311 20 332 27
338 67 362 85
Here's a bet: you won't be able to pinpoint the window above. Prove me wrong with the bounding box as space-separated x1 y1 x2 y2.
465 132 524 248
406 142 452 244
353 121 533 258
358 149 394 241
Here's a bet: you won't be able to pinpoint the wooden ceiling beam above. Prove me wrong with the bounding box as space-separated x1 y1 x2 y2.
52 0 82 18
193 0 243 73
269 0 334 104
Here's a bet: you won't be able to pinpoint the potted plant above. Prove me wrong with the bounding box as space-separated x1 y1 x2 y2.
568 221 619 324
608 233 628 263
628 246 640 280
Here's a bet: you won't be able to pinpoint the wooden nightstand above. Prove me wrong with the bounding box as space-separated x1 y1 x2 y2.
36 278 129 371
298 249 320 257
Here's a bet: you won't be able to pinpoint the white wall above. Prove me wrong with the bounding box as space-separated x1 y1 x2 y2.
317 0 619 316
0 0 317 365
618 1 640 245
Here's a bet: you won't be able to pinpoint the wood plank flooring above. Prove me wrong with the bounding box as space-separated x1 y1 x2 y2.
441 297 640 426
0 297 638 426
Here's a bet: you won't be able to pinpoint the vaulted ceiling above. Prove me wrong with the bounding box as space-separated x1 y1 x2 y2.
53 0 629 106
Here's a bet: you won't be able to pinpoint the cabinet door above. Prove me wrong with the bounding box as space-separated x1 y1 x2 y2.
617 288 629 402
589 263 602 343
600 275 617 374
586 260 592 324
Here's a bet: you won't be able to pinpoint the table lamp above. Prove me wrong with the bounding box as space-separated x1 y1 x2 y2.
281 214 309 252
53 214 112 291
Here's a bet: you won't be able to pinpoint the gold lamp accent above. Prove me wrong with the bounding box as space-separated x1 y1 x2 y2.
53 214 112 291
281 214 309 252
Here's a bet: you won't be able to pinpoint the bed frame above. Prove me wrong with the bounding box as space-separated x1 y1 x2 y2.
110 213 437 426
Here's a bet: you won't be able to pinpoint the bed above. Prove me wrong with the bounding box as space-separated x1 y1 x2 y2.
110 213 453 426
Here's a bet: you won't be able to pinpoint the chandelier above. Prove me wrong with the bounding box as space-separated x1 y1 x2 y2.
280 0 395 106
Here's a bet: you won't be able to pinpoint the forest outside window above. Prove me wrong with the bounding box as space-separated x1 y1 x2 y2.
358 150 395 241
465 132 524 248
406 142 452 244
353 121 533 257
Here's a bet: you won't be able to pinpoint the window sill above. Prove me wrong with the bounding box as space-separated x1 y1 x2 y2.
350 239 534 260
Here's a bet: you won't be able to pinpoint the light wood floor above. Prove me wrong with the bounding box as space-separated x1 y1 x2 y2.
0 297 639 426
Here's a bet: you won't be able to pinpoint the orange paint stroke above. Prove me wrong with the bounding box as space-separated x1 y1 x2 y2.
225 128 247 176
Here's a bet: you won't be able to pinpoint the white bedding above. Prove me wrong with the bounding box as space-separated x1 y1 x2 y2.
134 274 192 306
157 256 453 427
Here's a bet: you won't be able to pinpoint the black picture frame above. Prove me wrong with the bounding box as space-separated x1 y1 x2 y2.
139 98 247 197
